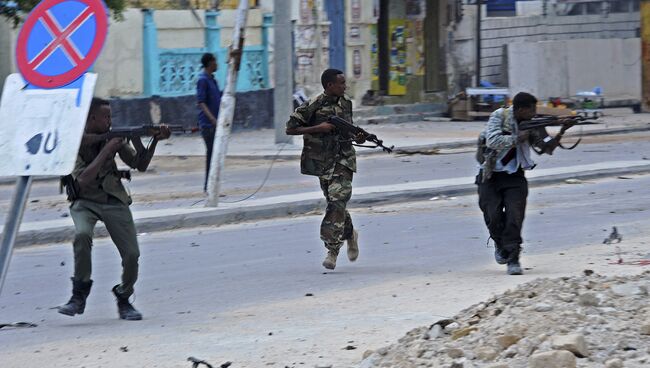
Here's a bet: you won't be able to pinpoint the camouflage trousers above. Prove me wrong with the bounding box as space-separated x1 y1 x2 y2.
319 164 354 252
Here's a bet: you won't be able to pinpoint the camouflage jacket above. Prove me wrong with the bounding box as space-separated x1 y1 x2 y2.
286 93 356 177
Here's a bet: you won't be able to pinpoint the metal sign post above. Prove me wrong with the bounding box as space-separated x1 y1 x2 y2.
0 177 33 294
206 0 250 207
0 0 106 298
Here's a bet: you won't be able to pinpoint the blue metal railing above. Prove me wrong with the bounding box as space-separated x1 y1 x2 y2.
142 10 271 97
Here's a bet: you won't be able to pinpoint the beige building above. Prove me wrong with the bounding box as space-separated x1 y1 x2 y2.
1 0 451 107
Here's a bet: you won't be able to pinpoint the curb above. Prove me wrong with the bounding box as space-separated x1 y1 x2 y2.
2 124 650 184
13 163 650 248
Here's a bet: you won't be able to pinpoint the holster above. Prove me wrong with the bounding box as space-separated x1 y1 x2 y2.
60 175 80 202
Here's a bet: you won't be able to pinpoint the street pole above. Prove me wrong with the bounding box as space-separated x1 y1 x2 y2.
476 0 482 87
206 0 250 207
273 0 294 144
642 0 650 112
0 176 33 295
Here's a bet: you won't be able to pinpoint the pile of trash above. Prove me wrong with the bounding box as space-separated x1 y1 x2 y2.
361 271 650 368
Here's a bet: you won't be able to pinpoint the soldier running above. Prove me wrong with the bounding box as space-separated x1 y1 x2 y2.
286 69 365 270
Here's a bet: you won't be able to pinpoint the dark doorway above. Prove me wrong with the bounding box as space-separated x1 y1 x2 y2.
377 0 390 93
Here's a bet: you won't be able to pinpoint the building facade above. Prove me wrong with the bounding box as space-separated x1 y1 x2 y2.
294 0 450 106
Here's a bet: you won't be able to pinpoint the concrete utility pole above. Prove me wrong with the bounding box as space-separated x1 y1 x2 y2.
476 0 482 86
273 0 294 144
206 0 249 207
642 0 650 112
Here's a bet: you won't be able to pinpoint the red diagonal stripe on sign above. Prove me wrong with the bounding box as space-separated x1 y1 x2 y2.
43 9 85 64
29 6 93 68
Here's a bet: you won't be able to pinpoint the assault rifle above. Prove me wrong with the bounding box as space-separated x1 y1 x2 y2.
519 115 599 131
105 124 196 140
329 116 394 153
520 114 600 151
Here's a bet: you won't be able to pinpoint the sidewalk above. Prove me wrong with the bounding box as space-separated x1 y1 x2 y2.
154 107 650 159
3 107 650 246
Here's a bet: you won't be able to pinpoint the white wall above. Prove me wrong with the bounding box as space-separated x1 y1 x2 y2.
447 6 640 92
507 38 641 99
481 12 639 85
93 9 144 97
0 21 18 95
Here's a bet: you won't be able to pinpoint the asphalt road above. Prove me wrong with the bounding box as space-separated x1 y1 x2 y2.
1 173 650 367
1 131 650 225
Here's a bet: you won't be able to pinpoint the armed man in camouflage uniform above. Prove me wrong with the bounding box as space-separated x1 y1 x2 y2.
477 92 573 275
286 69 364 270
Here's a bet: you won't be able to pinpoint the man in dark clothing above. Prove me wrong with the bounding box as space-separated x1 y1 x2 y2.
58 97 170 320
197 52 223 192
477 92 573 275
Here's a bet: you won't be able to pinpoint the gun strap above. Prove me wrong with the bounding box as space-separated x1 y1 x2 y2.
558 138 581 150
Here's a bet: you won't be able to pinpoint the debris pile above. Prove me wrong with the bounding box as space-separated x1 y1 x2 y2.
361 271 650 368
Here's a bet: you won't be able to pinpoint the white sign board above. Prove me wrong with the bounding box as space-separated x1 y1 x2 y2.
0 73 96 176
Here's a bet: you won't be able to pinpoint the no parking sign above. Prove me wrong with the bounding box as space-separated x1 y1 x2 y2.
0 0 108 176
15 0 108 88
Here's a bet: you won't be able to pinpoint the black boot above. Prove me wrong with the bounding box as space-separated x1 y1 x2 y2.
506 245 523 275
112 285 143 321
494 246 509 265
58 278 92 316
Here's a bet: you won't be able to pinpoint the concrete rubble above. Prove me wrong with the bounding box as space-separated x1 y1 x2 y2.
360 271 650 368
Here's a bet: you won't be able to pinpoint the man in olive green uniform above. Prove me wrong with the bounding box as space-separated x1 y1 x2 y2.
57 98 170 320
286 69 363 270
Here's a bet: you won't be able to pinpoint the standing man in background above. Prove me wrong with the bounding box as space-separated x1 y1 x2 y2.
197 52 223 192
286 69 364 270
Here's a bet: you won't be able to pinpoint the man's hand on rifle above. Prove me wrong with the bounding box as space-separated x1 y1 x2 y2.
105 138 126 155
354 132 366 144
517 129 530 144
154 125 172 140
314 122 336 133
558 117 576 135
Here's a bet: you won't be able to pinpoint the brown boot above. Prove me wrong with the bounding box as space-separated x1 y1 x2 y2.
322 250 338 270
347 230 359 262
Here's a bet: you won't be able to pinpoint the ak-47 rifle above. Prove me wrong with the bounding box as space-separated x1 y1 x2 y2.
329 116 394 153
105 124 196 140
519 114 600 150
518 114 599 131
